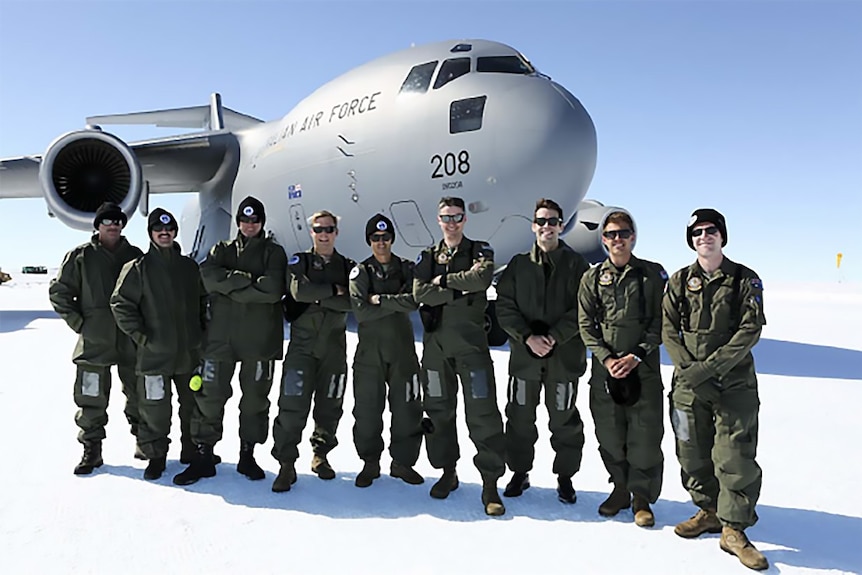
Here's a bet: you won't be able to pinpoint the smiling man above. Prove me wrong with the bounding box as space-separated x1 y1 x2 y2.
496 198 590 506
49 202 144 475
578 211 667 527
662 208 768 571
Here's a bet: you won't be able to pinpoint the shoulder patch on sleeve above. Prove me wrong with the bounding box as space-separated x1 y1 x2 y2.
349 265 360 280
288 254 301 266
750 278 763 290
659 268 668 281
415 252 425 264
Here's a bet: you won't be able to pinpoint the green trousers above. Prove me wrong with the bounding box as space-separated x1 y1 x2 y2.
670 381 762 529
505 376 584 478
420 342 505 482
137 372 194 459
190 359 275 447
271 352 346 463
73 363 140 444
352 358 423 466
589 358 664 502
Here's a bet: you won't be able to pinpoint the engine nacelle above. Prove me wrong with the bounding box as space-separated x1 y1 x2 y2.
39 129 142 230
561 200 637 264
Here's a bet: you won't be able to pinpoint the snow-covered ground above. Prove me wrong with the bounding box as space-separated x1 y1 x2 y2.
1 272 860 574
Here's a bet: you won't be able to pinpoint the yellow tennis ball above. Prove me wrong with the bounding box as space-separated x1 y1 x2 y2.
189 375 202 392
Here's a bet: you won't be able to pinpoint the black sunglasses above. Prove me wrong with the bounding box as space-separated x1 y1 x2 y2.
534 216 562 227
370 232 393 243
151 224 177 233
602 229 634 240
438 213 465 223
312 225 337 234
691 226 719 238
99 218 123 227
238 215 260 224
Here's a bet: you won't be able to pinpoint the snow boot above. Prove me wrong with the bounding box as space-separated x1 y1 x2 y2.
429 467 459 499
74 441 103 475
632 494 655 527
172 444 217 485
482 480 506 516
236 441 265 480
272 462 297 492
503 471 530 497
390 460 424 485
598 484 631 517
143 455 167 480
311 453 336 480
355 460 381 488
556 475 577 504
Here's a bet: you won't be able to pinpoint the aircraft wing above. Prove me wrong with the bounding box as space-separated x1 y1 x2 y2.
0 130 238 199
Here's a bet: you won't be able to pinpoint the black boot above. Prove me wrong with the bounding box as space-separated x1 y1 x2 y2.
503 471 530 497
429 467 459 499
236 441 265 481
390 460 424 485
144 455 167 480
272 462 297 492
311 453 336 480
74 441 103 475
172 444 217 486
556 475 577 504
598 484 631 516
181 441 221 465
355 460 381 488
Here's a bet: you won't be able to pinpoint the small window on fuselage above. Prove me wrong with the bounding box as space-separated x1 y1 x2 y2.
450 96 487 134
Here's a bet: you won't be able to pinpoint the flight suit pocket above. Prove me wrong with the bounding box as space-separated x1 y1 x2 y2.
282 369 305 397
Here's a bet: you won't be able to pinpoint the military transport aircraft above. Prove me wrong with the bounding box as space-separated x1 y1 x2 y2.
0 39 631 338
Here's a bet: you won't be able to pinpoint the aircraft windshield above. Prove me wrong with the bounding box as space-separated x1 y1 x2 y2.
400 61 438 94
433 58 471 89
476 55 535 75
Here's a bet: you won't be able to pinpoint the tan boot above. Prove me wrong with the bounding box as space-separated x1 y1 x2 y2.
674 508 723 538
720 527 769 571
272 462 297 492
482 482 506 516
598 484 631 517
311 454 336 480
632 494 655 527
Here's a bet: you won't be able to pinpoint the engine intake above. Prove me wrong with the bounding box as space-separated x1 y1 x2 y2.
561 200 637 264
39 129 142 230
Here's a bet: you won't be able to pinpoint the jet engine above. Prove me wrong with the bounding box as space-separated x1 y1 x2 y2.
38 129 142 230
561 200 636 264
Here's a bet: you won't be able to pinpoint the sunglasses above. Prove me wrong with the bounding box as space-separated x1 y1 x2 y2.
312 225 337 234
534 216 562 227
99 218 123 227
238 215 260 224
691 226 719 238
151 224 177 233
602 229 634 240
370 233 393 243
438 213 465 224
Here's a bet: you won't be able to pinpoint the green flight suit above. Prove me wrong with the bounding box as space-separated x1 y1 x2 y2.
349 254 422 466
111 242 207 459
413 237 505 482
578 255 667 502
271 249 355 464
662 257 766 530
192 231 287 448
49 235 143 444
496 241 589 479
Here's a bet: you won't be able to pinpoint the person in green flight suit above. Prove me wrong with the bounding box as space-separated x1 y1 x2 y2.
578 211 667 527
413 196 506 516
271 210 355 492
49 202 144 475
173 196 287 486
348 213 425 488
496 198 590 505
663 208 768 571
111 208 207 480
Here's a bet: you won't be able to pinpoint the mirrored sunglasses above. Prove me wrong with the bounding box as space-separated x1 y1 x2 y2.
312 225 337 234
602 229 634 240
690 226 719 238
100 218 123 227
151 224 177 233
370 233 393 243
438 213 465 223
238 215 260 224
534 216 561 227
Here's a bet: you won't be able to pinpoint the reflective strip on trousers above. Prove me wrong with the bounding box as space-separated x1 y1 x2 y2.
327 373 346 399
81 371 100 398
555 382 574 411
508 376 527 406
144 375 166 401
406 374 421 402
255 360 274 382
671 407 691 442
426 370 443 398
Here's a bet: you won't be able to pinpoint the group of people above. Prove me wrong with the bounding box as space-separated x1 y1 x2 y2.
49 195 768 571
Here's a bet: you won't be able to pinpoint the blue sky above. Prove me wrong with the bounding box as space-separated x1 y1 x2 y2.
1 0 860 282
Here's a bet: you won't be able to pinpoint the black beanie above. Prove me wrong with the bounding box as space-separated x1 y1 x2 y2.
365 213 395 245
93 202 127 230
147 208 178 234
686 208 727 250
606 369 641 407
236 196 266 226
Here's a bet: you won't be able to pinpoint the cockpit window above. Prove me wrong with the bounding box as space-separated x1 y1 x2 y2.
477 55 535 74
400 61 438 94
433 58 471 89
450 96 487 134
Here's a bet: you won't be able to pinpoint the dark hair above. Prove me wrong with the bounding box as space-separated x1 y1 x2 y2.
534 198 563 220
438 196 465 211
604 211 634 230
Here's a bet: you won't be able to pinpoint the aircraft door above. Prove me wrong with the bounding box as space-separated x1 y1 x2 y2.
289 203 312 251
390 200 435 247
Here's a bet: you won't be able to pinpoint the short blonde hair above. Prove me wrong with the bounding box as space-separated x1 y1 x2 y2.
308 210 340 227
